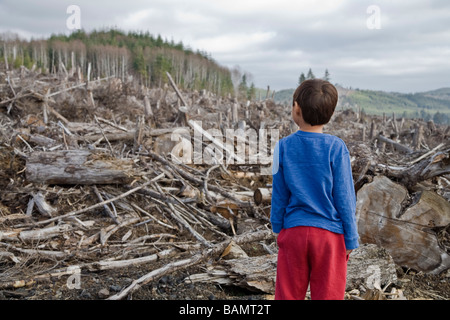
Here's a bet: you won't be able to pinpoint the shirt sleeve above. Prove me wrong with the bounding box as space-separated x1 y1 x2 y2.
332 143 359 250
270 140 291 233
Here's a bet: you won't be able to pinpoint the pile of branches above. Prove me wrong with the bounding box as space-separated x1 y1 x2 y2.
1 65 449 300
0 67 277 300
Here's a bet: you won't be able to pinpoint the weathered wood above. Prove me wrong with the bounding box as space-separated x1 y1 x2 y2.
143 95 153 126
356 175 450 274
185 243 398 295
25 150 135 185
32 178 159 226
166 71 189 107
413 123 424 150
0 224 72 242
107 229 274 299
377 134 412 154
188 119 245 164
66 123 190 143
346 244 398 292
381 148 450 188
2 61 449 301
148 150 252 208
32 191 56 217
254 188 272 205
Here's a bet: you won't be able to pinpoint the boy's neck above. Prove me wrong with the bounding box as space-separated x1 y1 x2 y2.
298 123 324 134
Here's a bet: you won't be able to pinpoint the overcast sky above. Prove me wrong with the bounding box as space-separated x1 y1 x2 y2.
1 0 449 93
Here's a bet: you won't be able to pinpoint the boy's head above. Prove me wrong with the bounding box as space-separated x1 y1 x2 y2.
293 79 338 126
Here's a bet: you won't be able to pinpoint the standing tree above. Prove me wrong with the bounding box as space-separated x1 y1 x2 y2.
298 72 306 85
231 65 243 98
247 82 256 100
323 69 330 81
306 68 315 79
238 73 248 100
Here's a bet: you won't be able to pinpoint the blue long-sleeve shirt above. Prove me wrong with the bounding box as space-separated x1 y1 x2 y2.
270 130 359 250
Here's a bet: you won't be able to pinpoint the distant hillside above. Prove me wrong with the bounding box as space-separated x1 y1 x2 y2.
273 86 450 125
273 88 295 105
0 28 234 96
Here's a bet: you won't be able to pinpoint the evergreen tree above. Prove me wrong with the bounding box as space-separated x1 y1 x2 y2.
433 111 449 124
0 28 236 97
298 72 306 85
238 74 248 99
248 82 256 100
306 68 315 79
323 69 330 81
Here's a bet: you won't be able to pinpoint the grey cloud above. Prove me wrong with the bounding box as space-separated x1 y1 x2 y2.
0 0 449 93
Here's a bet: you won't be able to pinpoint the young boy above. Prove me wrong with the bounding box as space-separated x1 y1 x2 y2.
270 79 359 300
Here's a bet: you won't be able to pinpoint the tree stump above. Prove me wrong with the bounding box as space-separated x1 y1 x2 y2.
356 175 450 274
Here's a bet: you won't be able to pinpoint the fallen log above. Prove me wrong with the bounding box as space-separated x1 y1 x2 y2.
0 224 72 242
25 150 136 185
376 134 412 154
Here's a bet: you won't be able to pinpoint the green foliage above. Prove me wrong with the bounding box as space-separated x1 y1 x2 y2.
298 72 306 85
306 68 315 79
323 69 330 81
2 28 235 96
298 68 331 85
273 88 295 105
247 82 256 100
273 86 450 124
339 88 450 124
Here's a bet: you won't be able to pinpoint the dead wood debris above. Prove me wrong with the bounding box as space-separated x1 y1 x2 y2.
0 67 449 300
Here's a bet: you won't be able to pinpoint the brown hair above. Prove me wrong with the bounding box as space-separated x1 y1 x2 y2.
293 79 338 126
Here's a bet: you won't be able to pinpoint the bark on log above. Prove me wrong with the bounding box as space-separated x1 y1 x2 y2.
356 175 450 274
25 150 135 185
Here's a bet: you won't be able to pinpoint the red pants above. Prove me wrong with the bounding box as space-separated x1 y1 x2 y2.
275 226 348 300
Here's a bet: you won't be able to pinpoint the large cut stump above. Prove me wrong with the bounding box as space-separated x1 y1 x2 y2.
26 150 135 185
356 175 450 274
